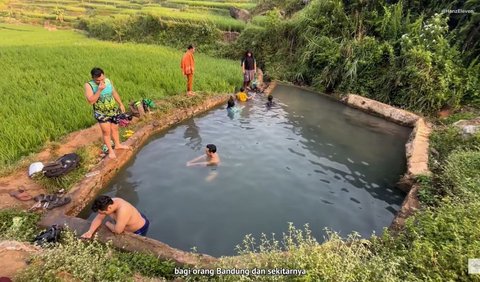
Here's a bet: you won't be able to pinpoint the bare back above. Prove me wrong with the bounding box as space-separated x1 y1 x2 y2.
110 198 145 232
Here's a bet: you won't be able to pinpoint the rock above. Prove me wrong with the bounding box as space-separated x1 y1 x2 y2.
453 117 480 137
229 7 251 22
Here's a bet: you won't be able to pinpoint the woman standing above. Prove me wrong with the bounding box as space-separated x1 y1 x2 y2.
241 50 256 89
84 67 129 159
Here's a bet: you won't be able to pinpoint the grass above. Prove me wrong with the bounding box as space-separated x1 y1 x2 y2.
141 6 247 31
16 230 176 281
33 145 99 193
0 23 242 168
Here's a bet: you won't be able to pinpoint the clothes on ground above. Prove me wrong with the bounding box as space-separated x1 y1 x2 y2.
88 78 120 123
236 91 248 102
134 213 150 236
181 52 195 75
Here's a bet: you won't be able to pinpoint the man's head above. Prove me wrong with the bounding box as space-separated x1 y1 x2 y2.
92 195 114 214
268 95 273 102
90 67 105 84
187 44 195 53
245 50 253 57
205 144 217 156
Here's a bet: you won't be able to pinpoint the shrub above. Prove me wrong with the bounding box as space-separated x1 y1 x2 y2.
441 149 480 199
117 251 175 278
0 209 40 241
16 231 132 281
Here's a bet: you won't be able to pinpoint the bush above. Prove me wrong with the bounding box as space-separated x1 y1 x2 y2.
16 230 177 281
381 200 480 281
441 149 480 199
0 209 40 241
78 14 222 51
430 126 480 163
212 224 403 282
117 251 175 279
16 231 132 281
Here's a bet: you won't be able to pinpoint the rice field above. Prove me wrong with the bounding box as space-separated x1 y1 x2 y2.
0 0 256 31
0 23 242 167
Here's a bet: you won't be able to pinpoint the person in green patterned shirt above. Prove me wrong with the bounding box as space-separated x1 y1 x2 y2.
84 67 130 159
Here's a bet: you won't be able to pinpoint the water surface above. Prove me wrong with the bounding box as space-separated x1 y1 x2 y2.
81 84 411 257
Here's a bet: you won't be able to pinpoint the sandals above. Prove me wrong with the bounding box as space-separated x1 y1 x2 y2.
9 188 33 201
29 194 70 211
46 196 71 210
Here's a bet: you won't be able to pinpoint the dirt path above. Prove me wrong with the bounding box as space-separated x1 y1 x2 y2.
0 125 102 211
0 241 40 278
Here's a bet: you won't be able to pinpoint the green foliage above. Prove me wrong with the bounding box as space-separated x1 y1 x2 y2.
16 231 133 281
237 0 480 114
430 126 480 163
16 230 176 281
441 149 480 199
440 111 477 125
0 209 40 241
380 200 480 281
213 223 403 282
117 251 176 278
79 14 222 50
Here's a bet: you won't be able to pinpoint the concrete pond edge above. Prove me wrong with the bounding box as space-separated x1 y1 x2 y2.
39 83 430 267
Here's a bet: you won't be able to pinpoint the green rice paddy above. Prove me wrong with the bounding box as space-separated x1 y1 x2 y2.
0 23 242 167
1 0 255 31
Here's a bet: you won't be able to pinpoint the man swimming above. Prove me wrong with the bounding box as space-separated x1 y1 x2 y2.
186 144 220 167
81 195 149 238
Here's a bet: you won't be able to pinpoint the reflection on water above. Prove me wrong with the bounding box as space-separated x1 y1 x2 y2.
80 84 411 257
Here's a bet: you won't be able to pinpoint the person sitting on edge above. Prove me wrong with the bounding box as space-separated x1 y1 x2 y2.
81 195 150 238
266 94 275 108
236 87 251 102
187 144 220 167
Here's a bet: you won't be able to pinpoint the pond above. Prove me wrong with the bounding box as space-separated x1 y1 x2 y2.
80 84 411 257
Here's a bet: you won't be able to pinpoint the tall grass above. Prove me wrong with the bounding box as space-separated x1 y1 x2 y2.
0 24 242 167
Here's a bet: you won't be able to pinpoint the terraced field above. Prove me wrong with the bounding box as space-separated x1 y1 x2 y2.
0 0 256 31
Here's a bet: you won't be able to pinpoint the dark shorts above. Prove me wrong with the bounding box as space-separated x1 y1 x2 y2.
94 111 120 124
133 213 150 236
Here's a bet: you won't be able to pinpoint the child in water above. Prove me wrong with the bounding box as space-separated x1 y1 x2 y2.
266 94 275 108
227 96 243 118
236 87 251 102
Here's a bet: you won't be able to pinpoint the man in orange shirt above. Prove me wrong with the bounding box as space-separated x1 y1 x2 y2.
181 45 195 96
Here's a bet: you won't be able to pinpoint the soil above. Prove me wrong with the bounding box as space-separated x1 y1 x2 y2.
0 241 40 278
0 126 102 211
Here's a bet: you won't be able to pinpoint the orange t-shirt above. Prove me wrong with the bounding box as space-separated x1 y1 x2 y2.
181 52 195 75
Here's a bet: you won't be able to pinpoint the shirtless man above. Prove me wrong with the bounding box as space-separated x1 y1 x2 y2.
81 195 149 238
186 144 220 167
